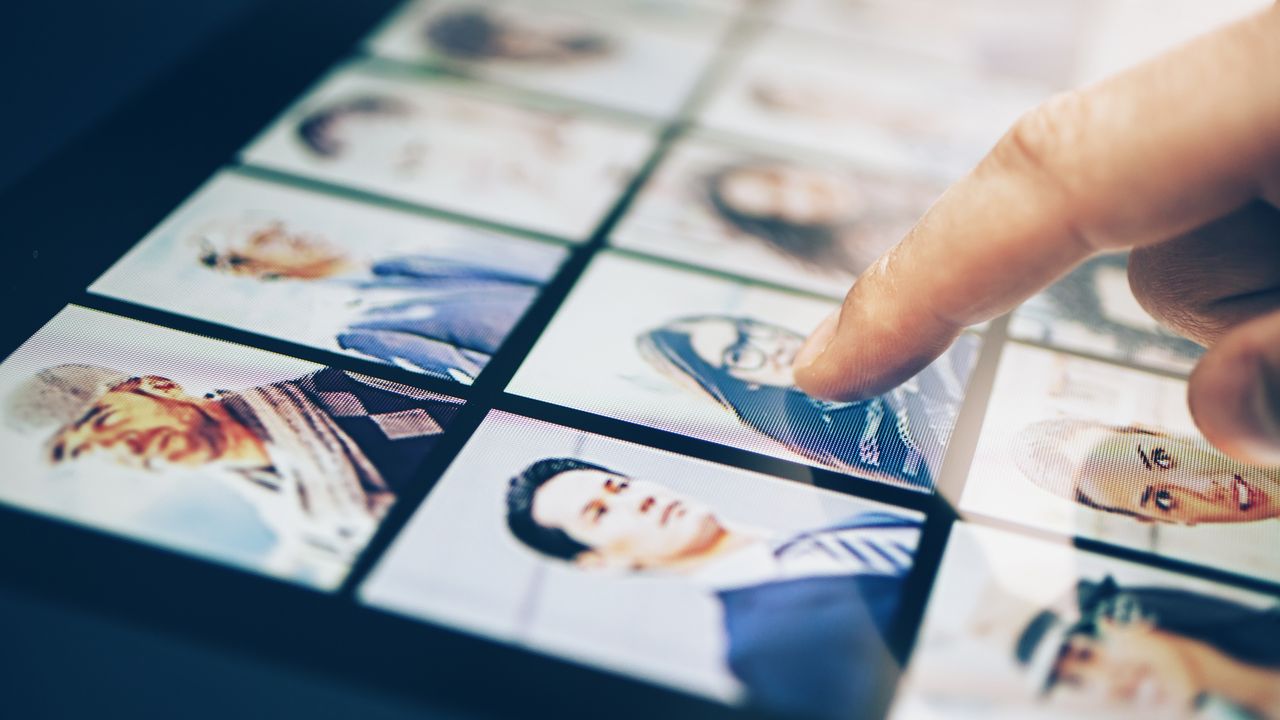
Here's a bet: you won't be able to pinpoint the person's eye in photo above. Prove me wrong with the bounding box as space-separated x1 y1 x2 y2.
1011 418 1280 525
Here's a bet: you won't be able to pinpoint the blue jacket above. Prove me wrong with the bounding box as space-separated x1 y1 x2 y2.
335 256 545 383
716 513 916 719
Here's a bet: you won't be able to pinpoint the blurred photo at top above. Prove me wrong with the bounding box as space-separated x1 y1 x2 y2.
367 0 733 116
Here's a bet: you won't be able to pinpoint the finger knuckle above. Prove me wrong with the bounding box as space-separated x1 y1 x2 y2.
999 92 1091 177
989 91 1102 241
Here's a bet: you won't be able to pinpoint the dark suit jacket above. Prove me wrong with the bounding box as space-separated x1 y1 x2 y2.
716 514 913 719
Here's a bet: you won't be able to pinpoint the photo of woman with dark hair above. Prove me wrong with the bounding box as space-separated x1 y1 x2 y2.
958 341 1280 584
637 315 977 489
703 162 873 273
1016 576 1280 718
243 67 654 239
1010 253 1205 373
613 138 943 298
1010 418 1280 526
367 0 727 117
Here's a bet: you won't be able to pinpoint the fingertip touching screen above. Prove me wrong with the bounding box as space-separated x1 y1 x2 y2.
1 1 1276 719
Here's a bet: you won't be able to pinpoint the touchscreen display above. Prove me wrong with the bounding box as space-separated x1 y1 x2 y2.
2 1 1277 719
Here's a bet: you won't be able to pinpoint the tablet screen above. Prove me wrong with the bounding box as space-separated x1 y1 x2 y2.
2 1 1277 718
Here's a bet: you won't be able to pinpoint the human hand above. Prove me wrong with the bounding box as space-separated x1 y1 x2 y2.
792 4 1280 466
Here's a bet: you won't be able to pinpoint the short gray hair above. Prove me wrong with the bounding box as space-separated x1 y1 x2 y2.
4 364 129 433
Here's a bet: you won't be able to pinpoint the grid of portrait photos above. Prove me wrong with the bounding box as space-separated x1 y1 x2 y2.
1 1 1277 719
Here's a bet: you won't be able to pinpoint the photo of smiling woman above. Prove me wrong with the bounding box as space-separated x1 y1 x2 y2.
638 315 978 490
961 342 1280 585
1013 419 1280 526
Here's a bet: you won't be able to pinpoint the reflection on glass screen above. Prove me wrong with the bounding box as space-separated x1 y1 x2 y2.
0 1 1275 719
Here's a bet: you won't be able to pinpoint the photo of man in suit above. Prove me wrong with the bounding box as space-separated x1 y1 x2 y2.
504 457 919 720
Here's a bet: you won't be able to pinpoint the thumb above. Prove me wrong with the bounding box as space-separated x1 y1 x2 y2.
1188 309 1280 466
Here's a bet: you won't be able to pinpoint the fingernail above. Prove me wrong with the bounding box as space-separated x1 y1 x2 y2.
794 307 841 371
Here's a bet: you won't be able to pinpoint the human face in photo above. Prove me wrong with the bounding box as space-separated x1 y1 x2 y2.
531 469 725 570
1076 427 1280 524
47 376 249 470
1050 619 1202 713
681 317 804 389
196 219 350 280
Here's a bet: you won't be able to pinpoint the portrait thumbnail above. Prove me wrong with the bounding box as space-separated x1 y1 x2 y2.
892 523 1280 720
241 63 657 240
507 252 979 491
91 172 568 386
361 411 923 719
697 29 1050 178
0 306 463 589
610 134 945 298
960 343 1280 584
1008 253 1204 374
774 0 1089 88
367 0 730 118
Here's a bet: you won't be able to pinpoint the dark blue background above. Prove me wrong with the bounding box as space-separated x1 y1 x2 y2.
0 4 464 717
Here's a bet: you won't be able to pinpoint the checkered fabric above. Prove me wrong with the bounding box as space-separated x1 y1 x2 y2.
296 368 462 494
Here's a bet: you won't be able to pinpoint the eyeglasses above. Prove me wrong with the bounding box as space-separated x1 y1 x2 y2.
720 321 782 372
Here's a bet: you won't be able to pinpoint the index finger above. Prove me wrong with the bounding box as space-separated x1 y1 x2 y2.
793 3 1280 401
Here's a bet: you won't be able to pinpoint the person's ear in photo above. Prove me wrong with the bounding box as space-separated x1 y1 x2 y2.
504 455 921 719
1012 418 1280 525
